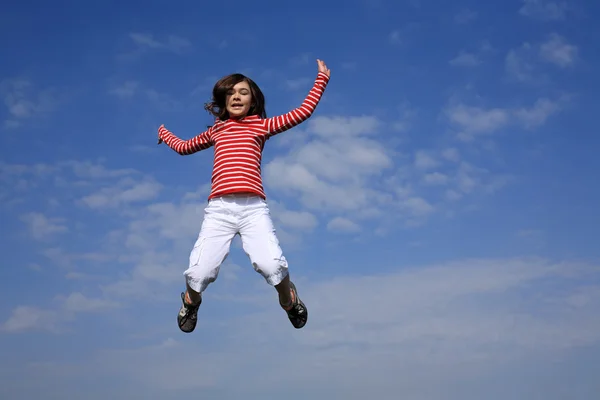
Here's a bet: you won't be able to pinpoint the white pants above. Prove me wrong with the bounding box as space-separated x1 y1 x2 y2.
184 193 289 293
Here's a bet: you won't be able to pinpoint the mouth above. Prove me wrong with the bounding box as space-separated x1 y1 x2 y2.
230 103 243 109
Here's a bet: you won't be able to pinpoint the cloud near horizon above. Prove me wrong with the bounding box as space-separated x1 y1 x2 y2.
2 256 599 399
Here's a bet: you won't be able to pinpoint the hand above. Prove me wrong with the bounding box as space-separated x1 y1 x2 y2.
317 59 330 77
157 124 164 144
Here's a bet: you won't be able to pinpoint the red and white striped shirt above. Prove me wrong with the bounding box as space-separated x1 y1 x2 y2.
158 71 330 200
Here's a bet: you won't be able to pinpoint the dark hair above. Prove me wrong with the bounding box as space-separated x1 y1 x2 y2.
204 73 266 121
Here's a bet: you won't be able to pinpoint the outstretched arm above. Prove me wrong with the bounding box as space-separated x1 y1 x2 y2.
266 59 331 137
157 124 214 155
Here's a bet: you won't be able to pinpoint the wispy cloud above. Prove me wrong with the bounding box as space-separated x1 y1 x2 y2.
327 217 361 233
129 32 192 54
449 42 493 68
117 32 193 62
454 8 478 24
540 33 578 67
444 96 564 140
444 103 510 139
449 51 481 67
505 33 578 82
414 150 440 170
20 212 68 241
80 178 163 210
514 97 563 128
108 80 183 111
519 0 568 21
108 81 139 98
2 292 119 333
389 30 402 44
505 43 538 82
0 78 60 129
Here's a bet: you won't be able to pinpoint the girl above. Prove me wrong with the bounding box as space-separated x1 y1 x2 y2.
157 59 331 332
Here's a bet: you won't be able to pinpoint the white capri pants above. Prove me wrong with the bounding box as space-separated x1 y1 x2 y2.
184 193 289 293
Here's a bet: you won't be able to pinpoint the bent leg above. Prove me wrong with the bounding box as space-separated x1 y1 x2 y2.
238 200 308 328
184 203 237 295
178 199 237 333
238 202 289 288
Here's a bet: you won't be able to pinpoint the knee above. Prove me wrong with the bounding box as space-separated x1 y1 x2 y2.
252 256 288 285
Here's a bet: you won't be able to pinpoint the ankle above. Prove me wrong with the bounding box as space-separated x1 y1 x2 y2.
279 289 296 310
185 290 201 305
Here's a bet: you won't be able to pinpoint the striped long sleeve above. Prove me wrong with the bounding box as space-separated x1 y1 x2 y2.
158 125 214 155
266 71 330 136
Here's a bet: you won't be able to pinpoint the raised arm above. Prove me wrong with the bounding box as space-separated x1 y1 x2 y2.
157 124 214 155
266 59 331 137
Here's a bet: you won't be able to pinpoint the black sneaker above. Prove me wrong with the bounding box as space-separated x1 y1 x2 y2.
177 292 201 333
282 281 308 329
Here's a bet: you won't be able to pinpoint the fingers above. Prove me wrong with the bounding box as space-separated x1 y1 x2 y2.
317 59 331 77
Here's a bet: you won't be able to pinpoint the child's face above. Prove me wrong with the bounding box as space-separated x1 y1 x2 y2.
226 81 252 119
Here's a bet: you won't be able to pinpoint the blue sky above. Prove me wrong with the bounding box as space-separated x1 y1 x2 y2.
1 0 599 398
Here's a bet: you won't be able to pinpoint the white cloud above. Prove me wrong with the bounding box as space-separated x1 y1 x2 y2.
411 155 510 206
505 34 577 82
129 33 192 54
505 43 537 82
444 103 510 139
517 229 546 248
400 196 435 217
449 51 481 67
514 97 562 128
327 217 360 233
0 78 59 128
414 150 440 170
445 97 563 140
20 212 68 240
40 247 112 272
63 160 138 179
108 79 182 111
59 292 120 313
1 306 62 334
442 147 461 162
423 172 449 185
308 115 382 137
80 178 163 209
109 81 139 98
519 0 568 21
264 112 513 232
268 200 318 231
264 115 394 214
1 293 119 333
540 33 578 67
5 257 599 399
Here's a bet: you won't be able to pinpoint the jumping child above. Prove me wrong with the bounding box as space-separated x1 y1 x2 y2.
157 59 331 332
